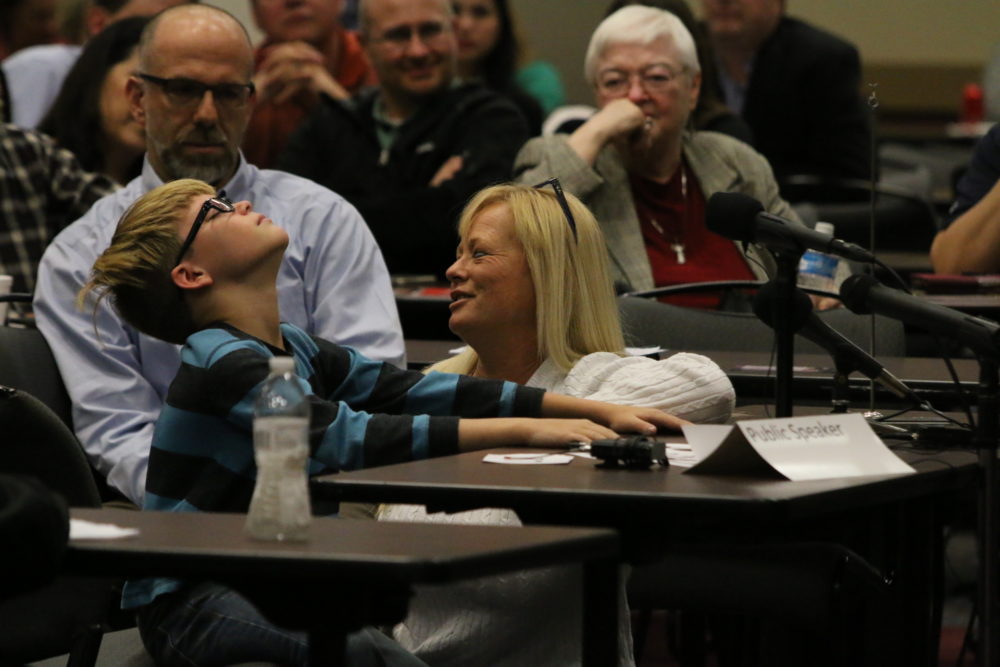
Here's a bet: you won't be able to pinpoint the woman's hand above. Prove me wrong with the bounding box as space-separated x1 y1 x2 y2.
593 404 689 435
568 98 647 166
540 393 688 435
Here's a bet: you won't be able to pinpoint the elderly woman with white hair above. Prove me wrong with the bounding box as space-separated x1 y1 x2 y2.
515 5 800 309
379 182 734 667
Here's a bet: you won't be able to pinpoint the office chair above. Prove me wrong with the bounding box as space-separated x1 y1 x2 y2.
628 543 890 667
618 289 906 357
0 387 127 666
778 175 939 253
0 294 73 427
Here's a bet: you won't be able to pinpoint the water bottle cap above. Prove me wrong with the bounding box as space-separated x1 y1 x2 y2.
268 356 295 374
814 221 835 236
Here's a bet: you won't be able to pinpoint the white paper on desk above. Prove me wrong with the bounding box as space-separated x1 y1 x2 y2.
450 344 662 358
483 453 574 465
70 518 140 540
682 413 916 481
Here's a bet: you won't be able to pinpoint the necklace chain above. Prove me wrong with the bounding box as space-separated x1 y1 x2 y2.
647 163 688 264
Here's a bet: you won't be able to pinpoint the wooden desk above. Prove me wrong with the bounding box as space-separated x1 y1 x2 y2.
316 448 976 667
66 508 619 667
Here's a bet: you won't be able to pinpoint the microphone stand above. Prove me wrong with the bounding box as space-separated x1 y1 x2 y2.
770 250 803 418
976 359 999 667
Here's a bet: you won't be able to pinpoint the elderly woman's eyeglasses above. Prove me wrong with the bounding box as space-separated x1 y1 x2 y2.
137 73 256 110
597 65 684 96
175 192 235 266
534 178 578 243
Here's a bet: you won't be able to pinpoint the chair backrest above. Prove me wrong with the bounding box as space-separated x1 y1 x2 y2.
0 387 99 508
0 324 73 428
778 175 939 252
618 295 906 357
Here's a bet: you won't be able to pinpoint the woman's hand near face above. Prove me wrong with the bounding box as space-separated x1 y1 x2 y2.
567 98 647 166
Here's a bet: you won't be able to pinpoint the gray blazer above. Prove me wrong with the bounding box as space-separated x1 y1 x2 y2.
513 131 801 292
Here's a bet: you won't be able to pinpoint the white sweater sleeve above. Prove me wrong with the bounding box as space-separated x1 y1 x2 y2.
553 352 735 424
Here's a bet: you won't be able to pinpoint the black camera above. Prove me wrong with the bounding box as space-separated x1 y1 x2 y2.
591 436 668 469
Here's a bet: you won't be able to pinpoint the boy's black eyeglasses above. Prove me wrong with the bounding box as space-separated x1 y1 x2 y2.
137 73 255 109
533 178 578 243
175 192 234 266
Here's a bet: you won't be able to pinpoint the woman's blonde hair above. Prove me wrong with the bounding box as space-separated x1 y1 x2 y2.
429 183 625 375
77 179 215 344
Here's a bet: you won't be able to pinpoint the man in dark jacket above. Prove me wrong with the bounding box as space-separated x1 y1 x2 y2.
702 0 870 182
278 0 529 278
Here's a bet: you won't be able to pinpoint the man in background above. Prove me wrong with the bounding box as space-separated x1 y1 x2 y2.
244 0 376 167
702 0 870 182
278 0 529 278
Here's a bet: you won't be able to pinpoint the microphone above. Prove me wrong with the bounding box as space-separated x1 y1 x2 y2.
706 192 875 263
840 274 1000 360
753 283 922 402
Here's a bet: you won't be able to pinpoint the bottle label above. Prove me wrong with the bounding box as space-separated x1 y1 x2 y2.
798 251 839 292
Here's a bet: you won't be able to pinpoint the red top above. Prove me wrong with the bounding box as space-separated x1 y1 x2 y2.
243 29 377 169
630 163 755 309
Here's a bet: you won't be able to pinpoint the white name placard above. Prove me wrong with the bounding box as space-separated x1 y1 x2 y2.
682 413 915 481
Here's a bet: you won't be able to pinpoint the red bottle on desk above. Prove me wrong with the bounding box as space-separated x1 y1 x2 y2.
962 83 984 123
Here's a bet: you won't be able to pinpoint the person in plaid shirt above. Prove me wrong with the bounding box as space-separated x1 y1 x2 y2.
0 123 116 293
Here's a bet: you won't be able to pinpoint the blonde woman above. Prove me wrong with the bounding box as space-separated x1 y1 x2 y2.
380 182 734 667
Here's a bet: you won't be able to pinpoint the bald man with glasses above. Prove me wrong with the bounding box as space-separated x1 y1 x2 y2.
33 3 405 508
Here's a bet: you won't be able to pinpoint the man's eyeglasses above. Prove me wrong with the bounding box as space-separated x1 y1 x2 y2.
374 21 449 50
137 73 255 110
175 192 235 266
597 65 684 97
534 178 578 243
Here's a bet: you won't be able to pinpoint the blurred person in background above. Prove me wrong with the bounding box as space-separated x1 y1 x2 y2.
452 0 565 133
39 16 148 184
245 0 377 168
3 0 188 127
701 0 869 182
515 5 797 309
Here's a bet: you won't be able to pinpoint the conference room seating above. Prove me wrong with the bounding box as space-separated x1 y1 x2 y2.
0 387 127 666
0 293 73 427
617 291 907 357
628 543 889 666
779 175 939 253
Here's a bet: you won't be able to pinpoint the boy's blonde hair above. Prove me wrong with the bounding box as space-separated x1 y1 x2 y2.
78 179 215 344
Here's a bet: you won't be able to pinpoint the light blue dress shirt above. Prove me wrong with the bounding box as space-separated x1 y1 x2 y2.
33 156 405 505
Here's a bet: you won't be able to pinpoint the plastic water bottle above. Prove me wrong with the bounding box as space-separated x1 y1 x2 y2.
797 222 841 295
245 356 311 541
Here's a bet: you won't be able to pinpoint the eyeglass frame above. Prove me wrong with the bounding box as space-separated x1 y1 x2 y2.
595 64 687 97
533 178 578 243
370 20 450 51
136 73 256 109
175 192 235 266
